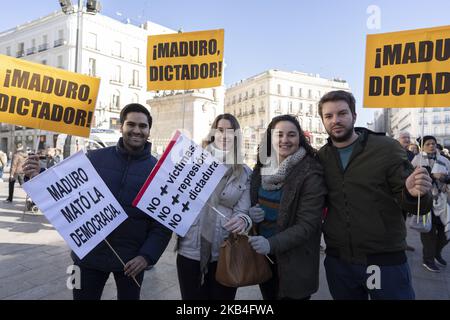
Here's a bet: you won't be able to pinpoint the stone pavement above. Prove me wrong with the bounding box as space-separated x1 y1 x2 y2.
0 175 449 300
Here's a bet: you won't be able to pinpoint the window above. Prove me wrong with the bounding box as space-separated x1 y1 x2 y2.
298 88 303 97
290 86 294 96
87 32 97 50
277 84 281 95
299 102 303 112
132 70 139 87
55 29 64 47
89 58 96 76
113 41 122 57
40 35 48 51
132 47 140 62
445 115 450 123
309 104 313 115
41 59 47 65
6 46 11 56
433 115 440 124
308 89 312 99
17 42 24 57
57 55 63 68
113 65 121 82
251 88 255 97
132 93 139 103
288 101 293 113
111 90 120 109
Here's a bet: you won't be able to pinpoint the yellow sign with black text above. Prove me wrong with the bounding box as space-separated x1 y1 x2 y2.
364 25 450 108
0 54 100 137
147 29 224 90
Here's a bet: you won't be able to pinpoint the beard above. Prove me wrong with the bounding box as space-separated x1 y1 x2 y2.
328 125 354 143
123 133 146 151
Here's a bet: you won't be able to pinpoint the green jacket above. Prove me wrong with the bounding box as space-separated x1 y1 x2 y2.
318 128 432 264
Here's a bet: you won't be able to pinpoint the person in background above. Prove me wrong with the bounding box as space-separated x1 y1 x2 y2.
4 143 27 203
397 131 415 161
0 149 7 179
176 113 253 300
248 114 326 300
412 136 450 272
408 143 419 156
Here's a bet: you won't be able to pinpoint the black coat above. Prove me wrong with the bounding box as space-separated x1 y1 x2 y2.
251 154 327 299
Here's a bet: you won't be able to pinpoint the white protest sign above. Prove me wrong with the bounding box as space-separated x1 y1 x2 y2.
23 151 127 259
132 131 227 236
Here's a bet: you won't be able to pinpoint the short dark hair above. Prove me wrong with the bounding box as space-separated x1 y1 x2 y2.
318 90 356 118
120 103 152 129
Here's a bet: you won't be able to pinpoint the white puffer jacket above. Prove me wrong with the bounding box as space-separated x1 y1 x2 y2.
178 165 252 262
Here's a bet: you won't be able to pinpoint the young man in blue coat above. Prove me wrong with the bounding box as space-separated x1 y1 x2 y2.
24 103 172 300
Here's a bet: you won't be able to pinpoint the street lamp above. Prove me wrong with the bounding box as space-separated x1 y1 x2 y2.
59 0 101 158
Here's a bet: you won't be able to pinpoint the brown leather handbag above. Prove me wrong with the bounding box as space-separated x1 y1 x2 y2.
215 233 272 287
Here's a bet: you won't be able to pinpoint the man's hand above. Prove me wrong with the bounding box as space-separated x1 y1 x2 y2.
406 167 433 197
248 205 265 223
23 155 41 179
124 255 148 278
223 216 247 234
248 236 270 255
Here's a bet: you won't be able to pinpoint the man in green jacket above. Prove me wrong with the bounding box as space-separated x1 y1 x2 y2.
317 90 432 300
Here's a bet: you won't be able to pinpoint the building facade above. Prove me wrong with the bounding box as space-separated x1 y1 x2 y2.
0 8 174 154
388 107 450 146
224 69 350 165
148 87 224 156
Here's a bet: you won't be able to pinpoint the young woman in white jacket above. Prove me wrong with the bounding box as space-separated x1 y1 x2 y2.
176 113 252 300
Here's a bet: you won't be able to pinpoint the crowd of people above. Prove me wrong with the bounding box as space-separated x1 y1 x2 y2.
12 90 449 300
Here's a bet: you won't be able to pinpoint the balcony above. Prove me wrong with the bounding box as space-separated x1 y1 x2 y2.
109 79 123 86
128 83 142 90
258 107 265 113
54 39 65 47
16 50 25 58
38 43 48 52
26 47 36 55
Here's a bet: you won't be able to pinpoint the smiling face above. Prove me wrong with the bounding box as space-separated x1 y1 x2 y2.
120 112 150 153
272 120 300 162
321 100 356 144
213 119 235 151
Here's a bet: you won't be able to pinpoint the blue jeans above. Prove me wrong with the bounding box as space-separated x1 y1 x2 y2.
324 255 415 300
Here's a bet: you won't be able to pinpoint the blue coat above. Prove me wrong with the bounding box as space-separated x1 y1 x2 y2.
71 138 172 271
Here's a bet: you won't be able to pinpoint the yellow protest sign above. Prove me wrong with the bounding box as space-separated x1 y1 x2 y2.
147 29 224 90
0 54 100 137
364 25 450 108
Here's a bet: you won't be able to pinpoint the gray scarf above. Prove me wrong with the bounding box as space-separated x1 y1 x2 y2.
262 147 306 190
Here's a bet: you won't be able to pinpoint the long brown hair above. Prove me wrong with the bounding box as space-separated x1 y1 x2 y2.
203 113 244 176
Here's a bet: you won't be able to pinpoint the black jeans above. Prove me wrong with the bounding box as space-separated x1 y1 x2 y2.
7 174 24 201
176 254 237 300
421 214 449 263
72 265 144 300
